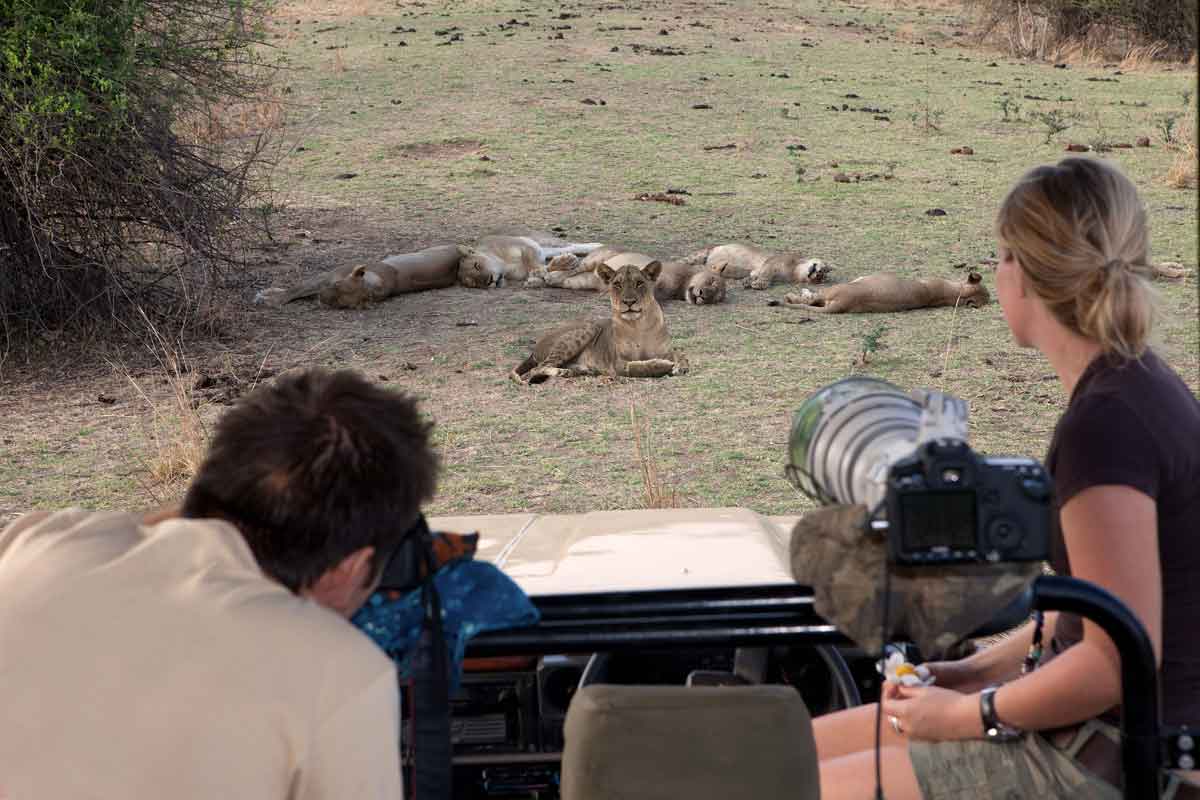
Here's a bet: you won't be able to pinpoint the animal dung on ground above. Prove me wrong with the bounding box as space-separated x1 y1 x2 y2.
950 146 974 155
691 103 713 109
925 208 947 217
1064 143 1090 152
634 192 686 206
333 172 358 180
1136 136 1152 147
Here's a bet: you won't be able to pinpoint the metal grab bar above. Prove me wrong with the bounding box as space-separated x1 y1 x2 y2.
1027 575 1161 799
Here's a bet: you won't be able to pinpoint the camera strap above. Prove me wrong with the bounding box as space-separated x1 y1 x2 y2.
410 534 453 800
1022 610 1045 675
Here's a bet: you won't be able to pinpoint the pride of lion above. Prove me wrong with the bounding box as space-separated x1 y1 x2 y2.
256 229 1190 382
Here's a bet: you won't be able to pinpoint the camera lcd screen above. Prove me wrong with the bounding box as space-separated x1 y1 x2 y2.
899 490 977 552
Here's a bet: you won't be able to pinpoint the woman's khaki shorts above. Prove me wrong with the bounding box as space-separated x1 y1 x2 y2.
908 720 1122 800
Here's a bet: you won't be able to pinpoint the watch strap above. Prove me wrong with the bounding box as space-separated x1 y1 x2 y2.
980 684 1022 741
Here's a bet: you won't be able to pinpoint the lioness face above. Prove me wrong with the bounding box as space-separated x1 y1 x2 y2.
686 267 727 305
319 265 373 309
798 258 831 284
457 246 503 289
597 261 661 321
959 271 991 308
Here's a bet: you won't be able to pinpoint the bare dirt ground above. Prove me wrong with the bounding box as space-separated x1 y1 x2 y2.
1 0 1196 525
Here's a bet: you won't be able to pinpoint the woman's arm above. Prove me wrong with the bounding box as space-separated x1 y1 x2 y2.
924 612 1059 694
990 483 1161 729
883 484 1160 739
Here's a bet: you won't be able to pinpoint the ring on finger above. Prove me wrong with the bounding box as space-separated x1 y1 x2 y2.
889 715 904 735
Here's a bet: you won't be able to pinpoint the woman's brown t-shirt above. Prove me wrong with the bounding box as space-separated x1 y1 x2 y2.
1044 349 1200 727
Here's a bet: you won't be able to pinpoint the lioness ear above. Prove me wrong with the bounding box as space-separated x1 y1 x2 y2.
968 271 982 284
712 262 727 275
596 264 616 284
642 260 662 282
351 265 367 278
457 245 475 258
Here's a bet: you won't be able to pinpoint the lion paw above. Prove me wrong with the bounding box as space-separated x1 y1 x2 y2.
524 271 548 289
670 357 690 376
547 253 580 272
254 287 288 306
526 366 571 384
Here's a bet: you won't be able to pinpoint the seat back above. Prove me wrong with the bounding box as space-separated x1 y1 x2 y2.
560 684 819 800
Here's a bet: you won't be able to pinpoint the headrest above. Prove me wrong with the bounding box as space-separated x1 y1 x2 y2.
561 684 818 800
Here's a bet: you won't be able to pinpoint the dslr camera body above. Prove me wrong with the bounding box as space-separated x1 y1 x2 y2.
883 438 1052 565
788 377 1053 566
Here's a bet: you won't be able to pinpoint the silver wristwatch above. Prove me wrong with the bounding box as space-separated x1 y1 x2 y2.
980 684 1022 742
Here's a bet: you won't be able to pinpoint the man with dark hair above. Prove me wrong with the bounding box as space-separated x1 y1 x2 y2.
0 368 437 799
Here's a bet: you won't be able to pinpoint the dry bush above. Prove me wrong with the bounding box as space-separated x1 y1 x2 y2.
629 403 681 509
967 0 1197 62
0 0 282 345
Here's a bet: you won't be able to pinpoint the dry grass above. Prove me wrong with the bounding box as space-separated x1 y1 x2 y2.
115 318 211 505
629 403 680 510
1118 41 1171 72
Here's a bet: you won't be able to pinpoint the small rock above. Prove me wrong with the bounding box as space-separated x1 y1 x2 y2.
1136 136 1151 147
833 173 851 183
400 361 418 371
333 172 358 180
1054 62 1068 68
456 320 479 327
97 394 117 405
1064 143 1090 152
691 103 712 109
658 28 668 35
925 208 947 217
378 374 390 382
950 146 974 155
610 45 619 52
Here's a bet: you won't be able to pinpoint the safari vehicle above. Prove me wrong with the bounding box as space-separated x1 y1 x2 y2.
411 507 1173 800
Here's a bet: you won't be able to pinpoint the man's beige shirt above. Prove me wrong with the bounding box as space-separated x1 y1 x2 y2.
0 509 402 800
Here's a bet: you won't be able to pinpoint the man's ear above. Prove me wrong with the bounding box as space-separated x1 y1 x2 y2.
968 271 982 284
303 545 377 618
642 260 662 282
596 263 616 284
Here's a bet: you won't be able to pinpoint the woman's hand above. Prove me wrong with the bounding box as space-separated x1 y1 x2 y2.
880 682 982 742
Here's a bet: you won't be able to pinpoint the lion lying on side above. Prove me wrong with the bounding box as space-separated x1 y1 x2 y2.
685 243 831 289
511 261 689 384
255 244 462 308
456 229 603 289
771 271 990 313
536 247 728 305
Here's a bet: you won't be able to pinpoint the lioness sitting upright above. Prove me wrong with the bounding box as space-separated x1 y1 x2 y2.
775 271 990 313
537 248 727 304
511 261 689 384
255 244 461 308
457 230 603 289
685 243 831 289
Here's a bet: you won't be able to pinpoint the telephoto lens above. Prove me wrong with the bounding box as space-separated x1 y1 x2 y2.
787 377 963 510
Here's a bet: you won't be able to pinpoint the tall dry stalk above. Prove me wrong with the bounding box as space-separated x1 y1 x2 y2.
629 403 680 509
117 312 212 504
1165 93 1198 190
